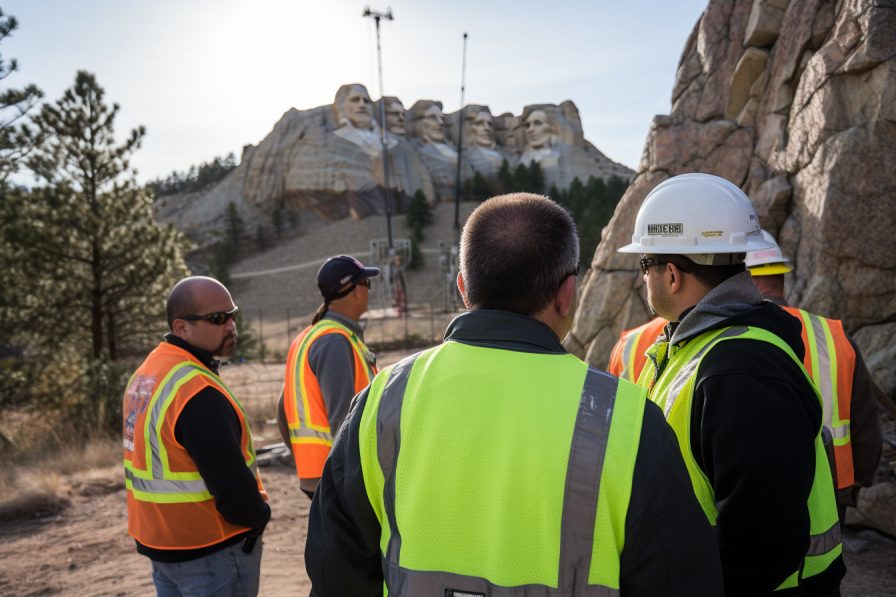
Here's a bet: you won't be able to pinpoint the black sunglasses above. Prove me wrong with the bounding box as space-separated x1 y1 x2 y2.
639 256 668 274
180 306 239 325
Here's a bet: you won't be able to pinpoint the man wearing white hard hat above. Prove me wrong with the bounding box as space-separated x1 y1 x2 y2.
619 173 844 596
747 231 882 526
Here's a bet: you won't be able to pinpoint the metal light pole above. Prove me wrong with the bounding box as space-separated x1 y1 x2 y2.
453 32 468 245
363 6 395 249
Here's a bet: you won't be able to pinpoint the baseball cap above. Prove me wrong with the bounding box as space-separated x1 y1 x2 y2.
317 255 380 299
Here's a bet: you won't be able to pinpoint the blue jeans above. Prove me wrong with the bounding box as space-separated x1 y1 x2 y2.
151 542 263 597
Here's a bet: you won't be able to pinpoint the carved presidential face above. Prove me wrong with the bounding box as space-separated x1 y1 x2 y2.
469 111 495 148
525 110 553 149
419 105 445 143
343 85 373 130
385 98 406 136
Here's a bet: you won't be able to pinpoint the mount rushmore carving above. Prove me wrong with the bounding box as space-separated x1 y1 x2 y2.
154 84 633 232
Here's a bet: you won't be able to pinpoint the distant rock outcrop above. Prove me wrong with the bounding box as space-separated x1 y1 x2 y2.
566 0 896 400
154 86 633 244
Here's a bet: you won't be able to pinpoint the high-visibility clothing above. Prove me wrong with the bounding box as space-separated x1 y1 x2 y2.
607 317 668 382
123 342 266 550
784 307 857 489
285 319 376 479
357 342 648 595
638 326 841 590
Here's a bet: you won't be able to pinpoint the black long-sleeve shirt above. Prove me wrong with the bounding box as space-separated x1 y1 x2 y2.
135 334 271 563
306 310 724 596
676 301 847 595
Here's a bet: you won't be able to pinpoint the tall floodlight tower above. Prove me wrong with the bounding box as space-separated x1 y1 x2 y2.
453 33 468 244
363 6 395 249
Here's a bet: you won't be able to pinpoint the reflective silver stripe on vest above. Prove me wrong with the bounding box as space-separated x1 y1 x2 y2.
807 314 835 430
662 327 749 417
140 364 257 487
807 522 841 557
377 353 419 583
125 466 208 494
376 360 621 595
148 365 206 479
830 425 849 439
383 558 619 597
559 369 618 590
288 427 333 441
620 333 637 382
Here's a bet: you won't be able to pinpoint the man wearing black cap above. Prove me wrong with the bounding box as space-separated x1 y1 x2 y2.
277 255 379 498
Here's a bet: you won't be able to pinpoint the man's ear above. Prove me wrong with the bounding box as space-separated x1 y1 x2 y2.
456 273 471 309
667 263 683 294
555 275 576 318
171 318 188 339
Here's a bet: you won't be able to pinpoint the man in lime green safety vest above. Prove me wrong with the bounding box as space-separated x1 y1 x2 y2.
618 174 844 596
305 192 723 596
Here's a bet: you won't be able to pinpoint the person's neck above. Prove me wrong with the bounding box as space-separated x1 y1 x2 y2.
529 309 564 340
326 303 361 323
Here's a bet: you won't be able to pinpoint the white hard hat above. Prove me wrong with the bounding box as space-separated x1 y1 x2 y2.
746 230 792 276
618 173 773 264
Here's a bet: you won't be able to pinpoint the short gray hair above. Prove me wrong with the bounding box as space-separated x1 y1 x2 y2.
460 193 579 315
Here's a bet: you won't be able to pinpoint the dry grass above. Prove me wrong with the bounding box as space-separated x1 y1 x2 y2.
0 438 119 523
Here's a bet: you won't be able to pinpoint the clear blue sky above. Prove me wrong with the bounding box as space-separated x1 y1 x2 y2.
3 0 708 184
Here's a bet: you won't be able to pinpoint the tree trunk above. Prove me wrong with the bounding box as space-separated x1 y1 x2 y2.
106 308 118 361
91 238 103 359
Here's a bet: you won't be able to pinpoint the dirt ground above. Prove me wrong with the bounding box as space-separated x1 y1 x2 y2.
2 463 894 597
2 356 895 596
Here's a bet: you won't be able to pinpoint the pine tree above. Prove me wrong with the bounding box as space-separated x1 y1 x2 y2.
527 160 545 194
409 235 424 269
498 158 514 193
471 171 490 202
13 71 189 361
548 183 562 202
405 189 433 241
0 8 43 182
207 240 235 286
224 201 245 246
512 163 531 193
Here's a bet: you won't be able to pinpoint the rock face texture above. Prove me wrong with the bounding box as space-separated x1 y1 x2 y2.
155 86 633 243
567 0 896 401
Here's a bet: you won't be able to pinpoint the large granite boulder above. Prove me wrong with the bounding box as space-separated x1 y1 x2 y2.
567 0 896 402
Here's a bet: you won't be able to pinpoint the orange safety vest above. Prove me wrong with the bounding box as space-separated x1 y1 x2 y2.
123 342 267 550
783 307 857 488
607 317 668 382
284 319 377 479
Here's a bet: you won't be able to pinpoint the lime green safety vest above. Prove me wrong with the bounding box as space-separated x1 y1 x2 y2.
637 326 842 590
357 341 648 596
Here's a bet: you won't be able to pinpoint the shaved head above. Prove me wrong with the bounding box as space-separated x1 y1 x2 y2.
167 277 238 358
167 277 231 331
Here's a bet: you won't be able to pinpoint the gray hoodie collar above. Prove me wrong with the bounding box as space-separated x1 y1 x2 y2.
670 271 764 345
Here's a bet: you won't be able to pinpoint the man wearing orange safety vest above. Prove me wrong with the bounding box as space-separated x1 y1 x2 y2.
746 231 881 522
124 277 269 597
607 316 667 382
277 255 379 499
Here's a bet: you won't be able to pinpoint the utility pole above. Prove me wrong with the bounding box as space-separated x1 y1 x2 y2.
363 6 395 249
453 32 468 245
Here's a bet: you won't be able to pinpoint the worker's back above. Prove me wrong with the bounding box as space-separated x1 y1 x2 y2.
358 339 643 591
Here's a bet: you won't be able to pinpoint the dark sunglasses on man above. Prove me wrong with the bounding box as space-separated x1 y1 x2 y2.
179 306 239 325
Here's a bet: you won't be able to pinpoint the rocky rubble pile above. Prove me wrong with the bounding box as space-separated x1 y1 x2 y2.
567 0 896 404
